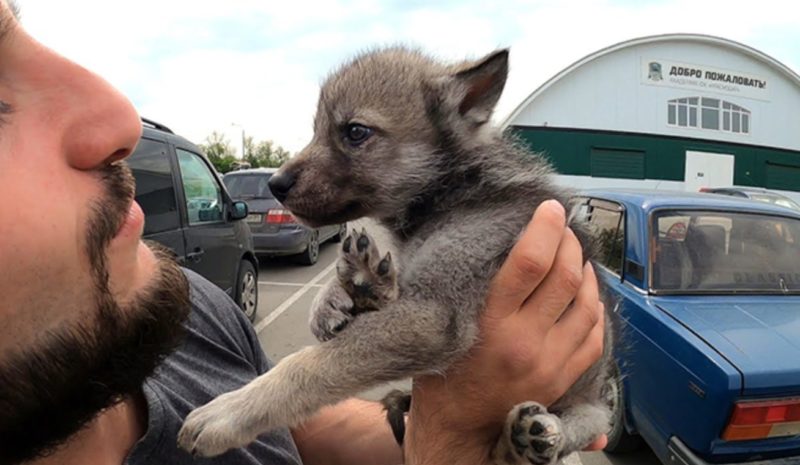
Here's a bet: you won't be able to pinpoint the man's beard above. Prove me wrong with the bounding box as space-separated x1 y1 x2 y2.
0 162 191 465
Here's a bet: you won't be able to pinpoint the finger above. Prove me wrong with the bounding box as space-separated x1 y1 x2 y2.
517 227 584 328
483 200 566 320
548 263 601 358
556 305 605 392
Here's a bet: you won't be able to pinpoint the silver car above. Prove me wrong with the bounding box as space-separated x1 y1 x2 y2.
223 168 346 265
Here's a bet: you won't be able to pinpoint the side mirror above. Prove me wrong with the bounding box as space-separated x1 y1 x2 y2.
230 200 249 221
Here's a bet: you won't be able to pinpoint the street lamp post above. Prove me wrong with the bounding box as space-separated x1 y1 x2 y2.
231 122 246 159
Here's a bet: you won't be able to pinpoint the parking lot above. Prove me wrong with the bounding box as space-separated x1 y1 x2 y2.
251 233 662 465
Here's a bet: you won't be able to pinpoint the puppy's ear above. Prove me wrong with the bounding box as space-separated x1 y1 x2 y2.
453 49 509 122
422 49 508 136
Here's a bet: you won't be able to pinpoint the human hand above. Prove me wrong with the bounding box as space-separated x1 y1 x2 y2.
405 200 606 464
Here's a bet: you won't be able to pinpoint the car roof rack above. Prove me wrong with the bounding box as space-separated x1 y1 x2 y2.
141 117 174 134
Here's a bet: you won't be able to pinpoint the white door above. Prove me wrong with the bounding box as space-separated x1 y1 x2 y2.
684 151 734 192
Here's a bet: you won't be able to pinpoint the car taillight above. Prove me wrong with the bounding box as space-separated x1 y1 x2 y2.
722 398 800 441
266 209 296 224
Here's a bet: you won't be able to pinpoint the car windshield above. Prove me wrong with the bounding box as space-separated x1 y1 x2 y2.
223 174 273 199
651 210 800 294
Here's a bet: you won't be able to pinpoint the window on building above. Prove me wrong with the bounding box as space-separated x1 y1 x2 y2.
668 97 750 134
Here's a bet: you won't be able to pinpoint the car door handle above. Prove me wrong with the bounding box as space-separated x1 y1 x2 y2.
186 248 205 263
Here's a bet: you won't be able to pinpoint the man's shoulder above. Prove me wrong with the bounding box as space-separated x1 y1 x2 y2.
183 268 235 311
182 268 245 327
179 268 265 368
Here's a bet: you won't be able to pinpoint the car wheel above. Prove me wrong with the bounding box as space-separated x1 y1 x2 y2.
235 260 258 322
332 223 347 243
297 230 320 266
604 366 643 453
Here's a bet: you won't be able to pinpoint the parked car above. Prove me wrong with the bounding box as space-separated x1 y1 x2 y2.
222 168 346 265
571 189 800 464
127 118 259 321
700 186 800 212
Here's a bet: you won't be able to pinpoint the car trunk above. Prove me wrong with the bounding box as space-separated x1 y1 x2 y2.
240 197 282 233
654 296 800 397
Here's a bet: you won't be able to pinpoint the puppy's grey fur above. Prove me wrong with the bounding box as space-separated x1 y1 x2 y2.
178 47 614 464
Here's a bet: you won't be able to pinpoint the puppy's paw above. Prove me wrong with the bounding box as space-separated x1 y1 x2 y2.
493 402 565 465
309 282 354 342
177 389 262 457
338 228 398 313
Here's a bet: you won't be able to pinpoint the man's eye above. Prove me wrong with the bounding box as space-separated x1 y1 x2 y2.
343 124 373 146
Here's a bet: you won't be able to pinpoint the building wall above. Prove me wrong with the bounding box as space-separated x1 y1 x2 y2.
509 126 800 193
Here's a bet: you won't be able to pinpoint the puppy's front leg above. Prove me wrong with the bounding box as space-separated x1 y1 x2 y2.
309 228 398 341
178 297 462 457
308 280 354 342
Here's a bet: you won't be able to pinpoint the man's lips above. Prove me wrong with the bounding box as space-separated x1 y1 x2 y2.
114 200 145 239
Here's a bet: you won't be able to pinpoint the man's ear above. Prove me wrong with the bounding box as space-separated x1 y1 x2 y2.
453 49 509 124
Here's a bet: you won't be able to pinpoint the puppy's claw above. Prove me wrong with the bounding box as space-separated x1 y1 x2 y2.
309 283 354 342
377 252 392 276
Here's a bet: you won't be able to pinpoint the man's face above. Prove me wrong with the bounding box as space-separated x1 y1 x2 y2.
0 2 191 462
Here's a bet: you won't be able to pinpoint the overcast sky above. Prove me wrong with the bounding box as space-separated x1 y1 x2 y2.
17 0 800 154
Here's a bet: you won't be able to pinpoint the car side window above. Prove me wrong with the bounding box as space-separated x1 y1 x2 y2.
586 200 624 275
127 138 180 235
176 149 223 225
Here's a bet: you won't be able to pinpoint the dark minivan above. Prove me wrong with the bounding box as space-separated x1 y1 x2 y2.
127 119 259 321
223 168 346 265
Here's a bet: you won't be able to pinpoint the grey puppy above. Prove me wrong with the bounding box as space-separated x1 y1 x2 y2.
178 47 614 465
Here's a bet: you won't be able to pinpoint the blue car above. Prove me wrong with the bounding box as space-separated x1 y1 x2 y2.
571 189 800 465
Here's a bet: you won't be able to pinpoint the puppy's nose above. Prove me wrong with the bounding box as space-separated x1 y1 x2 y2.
268 172 296 203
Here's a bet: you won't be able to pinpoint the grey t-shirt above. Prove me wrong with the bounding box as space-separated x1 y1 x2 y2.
125 269 303 465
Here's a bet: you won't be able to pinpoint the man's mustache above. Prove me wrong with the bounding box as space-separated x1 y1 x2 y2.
86 161 136 273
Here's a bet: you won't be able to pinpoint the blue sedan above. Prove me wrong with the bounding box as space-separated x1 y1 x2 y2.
571 189 800 465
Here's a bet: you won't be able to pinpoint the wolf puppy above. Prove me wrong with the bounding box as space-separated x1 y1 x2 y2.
178 47 614 464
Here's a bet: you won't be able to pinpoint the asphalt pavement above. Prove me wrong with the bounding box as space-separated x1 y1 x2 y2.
251 225 662 465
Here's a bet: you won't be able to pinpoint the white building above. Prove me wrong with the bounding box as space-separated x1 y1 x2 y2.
503 34 800 200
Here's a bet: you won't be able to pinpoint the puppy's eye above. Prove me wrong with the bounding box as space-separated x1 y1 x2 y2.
344 123 373 146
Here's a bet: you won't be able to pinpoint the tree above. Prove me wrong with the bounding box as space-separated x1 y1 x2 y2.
198 130 293 172
198 131 237 173
246 140 291 168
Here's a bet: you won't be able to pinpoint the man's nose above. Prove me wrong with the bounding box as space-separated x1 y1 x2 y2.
47 49 142 170
268 172 296 203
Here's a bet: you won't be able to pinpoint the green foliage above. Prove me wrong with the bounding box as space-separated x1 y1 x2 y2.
198 130 292 173
198 131 238 173
245 139 291 168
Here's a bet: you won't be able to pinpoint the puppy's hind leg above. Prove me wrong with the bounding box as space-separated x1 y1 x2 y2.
178 298 463 457
492 402 611 465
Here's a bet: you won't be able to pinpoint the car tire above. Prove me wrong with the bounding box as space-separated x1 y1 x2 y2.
234 260 258 322
604 365 643 453
331 223 347 243
296 230 320 266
